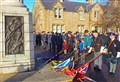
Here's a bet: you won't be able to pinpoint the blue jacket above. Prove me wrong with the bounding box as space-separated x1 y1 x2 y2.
79 42 85 52
84 35 92 48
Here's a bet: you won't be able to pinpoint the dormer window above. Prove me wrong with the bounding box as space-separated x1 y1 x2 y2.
79 10 83 20
54 8 62 19
94 11 97 18
94 11 99 21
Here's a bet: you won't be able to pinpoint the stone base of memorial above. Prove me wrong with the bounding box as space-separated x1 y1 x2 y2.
0 0 35 74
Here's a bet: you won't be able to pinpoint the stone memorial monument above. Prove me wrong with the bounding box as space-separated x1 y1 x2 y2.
0 0 35 74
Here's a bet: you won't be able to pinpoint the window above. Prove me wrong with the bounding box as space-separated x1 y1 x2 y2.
52 25 56 33
81 25 84 33
61 25 64 32
57 25 61 33
52 25 64 33
79 10 83 20
54 8 62 19
94 11 99 21
54 8 58 18
78 26 80 32
95 26 98 31
59 9 62 19
94 11 97 18
92 26 95 31
78 25 84 34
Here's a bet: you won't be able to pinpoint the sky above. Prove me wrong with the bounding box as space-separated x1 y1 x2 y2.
23 0 34 12
23 0 98 12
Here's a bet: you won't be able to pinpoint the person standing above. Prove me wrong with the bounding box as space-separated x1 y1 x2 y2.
58 33 63 53
83 30 92 50
36 32 41 46
41 31 47 49
76 32 81 42
103 32 110 71
62 39 68 55
73 38 79 61
51 32 57 53
79 38 85 53
79 37 85 64
56 33 62 53
33 31 36 47
67 33 74 53
47 32 52 51
107 32 120 76
83 30 93 65
62 32 67 40
90 30 104 71
41 32 44 47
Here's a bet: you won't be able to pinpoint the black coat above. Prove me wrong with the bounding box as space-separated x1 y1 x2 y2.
108 39 120 57
51 34 57 44
104 35 110 46
92 34 104 52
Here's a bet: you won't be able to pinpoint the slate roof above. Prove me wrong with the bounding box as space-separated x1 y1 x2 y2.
62 2 89 12
41 0 97 12
86 4 95 12
41 0 58 9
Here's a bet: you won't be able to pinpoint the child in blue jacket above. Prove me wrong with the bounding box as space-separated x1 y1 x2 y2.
79 38 85 64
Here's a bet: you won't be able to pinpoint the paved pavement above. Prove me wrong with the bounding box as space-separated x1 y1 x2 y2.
0 46 73 82
1 46 120 82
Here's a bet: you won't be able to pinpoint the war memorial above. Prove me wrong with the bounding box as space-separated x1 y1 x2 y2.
0 0 34 74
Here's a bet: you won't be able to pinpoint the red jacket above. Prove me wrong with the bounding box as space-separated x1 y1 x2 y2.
62 42 68 50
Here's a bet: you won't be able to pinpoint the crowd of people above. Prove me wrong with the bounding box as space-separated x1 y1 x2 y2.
33 30 120 76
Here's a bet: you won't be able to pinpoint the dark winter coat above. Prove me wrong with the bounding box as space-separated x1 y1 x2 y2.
108 39 120 57
92 34 104 52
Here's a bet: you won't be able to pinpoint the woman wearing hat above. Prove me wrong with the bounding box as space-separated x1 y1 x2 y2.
107 32 120 76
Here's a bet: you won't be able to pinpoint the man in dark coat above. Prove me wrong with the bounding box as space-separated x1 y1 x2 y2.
56 33 63 53
107 32 120 76
36 32 41 46
66 33 74 53
91 30 105 71
51 32 57 53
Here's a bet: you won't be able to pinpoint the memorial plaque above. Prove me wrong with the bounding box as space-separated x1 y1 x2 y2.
5 16 24 55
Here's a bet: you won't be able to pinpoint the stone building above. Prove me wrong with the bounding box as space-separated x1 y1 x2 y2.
32 0 104 33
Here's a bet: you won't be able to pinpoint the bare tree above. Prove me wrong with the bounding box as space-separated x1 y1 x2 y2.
102 0 120 32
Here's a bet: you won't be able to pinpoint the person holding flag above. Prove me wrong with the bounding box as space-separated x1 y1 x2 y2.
88 30 105 71
106 32 120 76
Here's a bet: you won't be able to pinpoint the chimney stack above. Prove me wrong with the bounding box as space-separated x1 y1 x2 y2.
86 0 94 4
60 0 64 3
